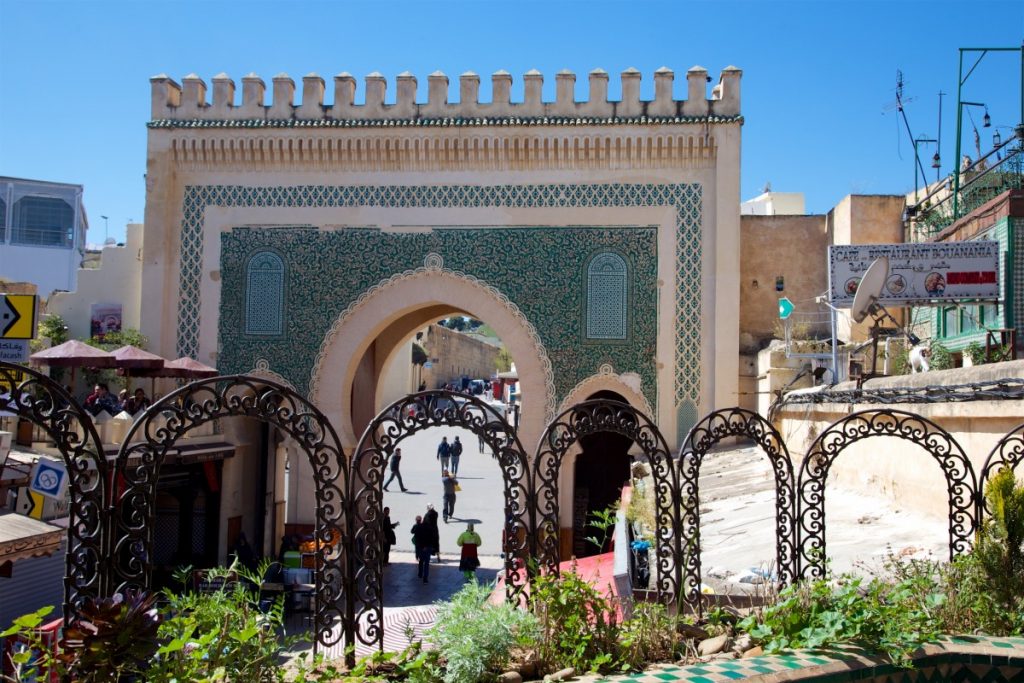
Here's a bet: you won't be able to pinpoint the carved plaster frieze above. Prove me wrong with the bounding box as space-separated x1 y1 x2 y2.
163 129 719 172
246 358 298 392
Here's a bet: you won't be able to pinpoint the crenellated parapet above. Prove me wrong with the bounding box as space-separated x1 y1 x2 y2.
149 66 742 125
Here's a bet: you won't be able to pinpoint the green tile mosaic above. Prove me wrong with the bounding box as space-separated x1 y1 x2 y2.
176 182 703 424
219 226 660 410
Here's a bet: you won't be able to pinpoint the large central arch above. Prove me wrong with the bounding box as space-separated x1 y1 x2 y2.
309 263 555 451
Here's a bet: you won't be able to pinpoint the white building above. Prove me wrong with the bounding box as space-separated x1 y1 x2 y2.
0 177 88 298
740 190 806 216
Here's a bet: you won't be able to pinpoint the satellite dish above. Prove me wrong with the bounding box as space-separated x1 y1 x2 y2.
851 256 889 323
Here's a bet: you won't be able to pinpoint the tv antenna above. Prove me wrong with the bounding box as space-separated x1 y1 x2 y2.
882 70 930 183
850 256 921 387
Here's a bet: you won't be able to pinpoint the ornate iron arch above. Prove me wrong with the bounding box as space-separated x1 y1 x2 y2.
110 375 348 651
532 399 679 603
679 408 797 608
348 390 532 656
797 409 976 580
0 361 109 621
978 422 1024 518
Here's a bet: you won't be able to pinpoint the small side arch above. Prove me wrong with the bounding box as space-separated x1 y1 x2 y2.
111 375 348 652
532 399 679 603
797 409 976 580
679 408 797 608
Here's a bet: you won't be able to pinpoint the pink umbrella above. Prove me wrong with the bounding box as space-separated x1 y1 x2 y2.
111 345 166 371
30 340 116 368
30 340 117 389
163 357 218 379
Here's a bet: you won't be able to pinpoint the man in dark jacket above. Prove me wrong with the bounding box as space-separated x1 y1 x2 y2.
383 447 407 492
450 436 464 476
410 515 431 583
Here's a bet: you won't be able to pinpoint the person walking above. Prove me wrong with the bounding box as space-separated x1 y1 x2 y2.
450 436 463 476
437 436 451 473
382 447 407 492
441 470 458 523
457 523 482 581
410 515 431 583
382 507 399 566
424 505 441 563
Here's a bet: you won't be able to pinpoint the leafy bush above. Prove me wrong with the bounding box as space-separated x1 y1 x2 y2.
61 589 162 682
929 341 953 370
738 573 945 665
529 568 622 675
146 562 290 682
427 580 539 683
618 602 687 670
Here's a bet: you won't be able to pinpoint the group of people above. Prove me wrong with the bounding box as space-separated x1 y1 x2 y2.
83 383 151 416
397 505 480 583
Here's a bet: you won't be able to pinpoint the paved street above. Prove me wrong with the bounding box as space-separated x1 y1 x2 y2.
381 425 506 557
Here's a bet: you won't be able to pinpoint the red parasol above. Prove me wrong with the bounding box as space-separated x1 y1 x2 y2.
30 339 117 392
163 357 218 379
30 340 117 368
111 345 166 371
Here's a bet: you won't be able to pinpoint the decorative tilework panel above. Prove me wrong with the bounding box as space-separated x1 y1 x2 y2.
176 182 702 426
219 226 659 407
587 252 628 340
244 251 285 336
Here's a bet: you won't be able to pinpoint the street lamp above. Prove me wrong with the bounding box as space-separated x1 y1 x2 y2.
100 215 109 244
952 45 1024 220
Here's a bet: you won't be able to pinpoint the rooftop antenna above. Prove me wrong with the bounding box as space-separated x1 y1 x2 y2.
850 256 921 387
883 70 929 184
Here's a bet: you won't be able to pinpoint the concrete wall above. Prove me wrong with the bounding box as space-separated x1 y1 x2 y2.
828 195 907 343
49 223 144 340
740 214 828 350
775 360 1024 517
420 324 501 389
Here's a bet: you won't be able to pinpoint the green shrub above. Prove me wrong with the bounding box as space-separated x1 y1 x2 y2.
618 602 686 671
146 562 290 682
529 568 622 675
929 341 953 370
427 580 538 683
738 573 945 665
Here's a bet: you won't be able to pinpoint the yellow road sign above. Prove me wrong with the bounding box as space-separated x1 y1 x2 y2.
1 294 38 339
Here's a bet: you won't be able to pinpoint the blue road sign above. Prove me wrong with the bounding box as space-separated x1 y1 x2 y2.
778 297 795 320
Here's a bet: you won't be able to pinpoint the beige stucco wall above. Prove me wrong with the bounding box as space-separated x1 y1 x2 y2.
775 361 1024 518
828 195 907 343
419 324 500 390
740 214 828 350
49 223 144 340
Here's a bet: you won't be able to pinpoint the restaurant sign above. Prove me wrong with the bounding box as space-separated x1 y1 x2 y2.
829 241 1000 307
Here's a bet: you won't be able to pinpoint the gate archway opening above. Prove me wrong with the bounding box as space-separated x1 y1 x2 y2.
532 399 680 603
309 268 554 455
797 409 977 581
110 375 348 652
348 390 532 656
678 407 796 610
572 390 634 559
0 362 108 622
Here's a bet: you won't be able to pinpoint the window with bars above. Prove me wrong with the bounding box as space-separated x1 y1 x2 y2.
244 251 285 336
586 252 628 340
11 196 74 247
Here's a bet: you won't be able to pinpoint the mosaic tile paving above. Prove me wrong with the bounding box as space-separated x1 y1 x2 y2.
583 636 1024 683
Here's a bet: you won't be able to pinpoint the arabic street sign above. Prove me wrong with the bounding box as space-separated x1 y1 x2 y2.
0 294 38 339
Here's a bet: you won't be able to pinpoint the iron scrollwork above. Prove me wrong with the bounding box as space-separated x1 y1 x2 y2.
0 361 109 622
531 399 680 604
348 390 532 658
679 408 797 610
110 375 348 652
978 422 1024 519
797 409 977 579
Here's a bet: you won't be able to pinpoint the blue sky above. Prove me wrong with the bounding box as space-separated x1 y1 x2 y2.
1 0 1022 245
